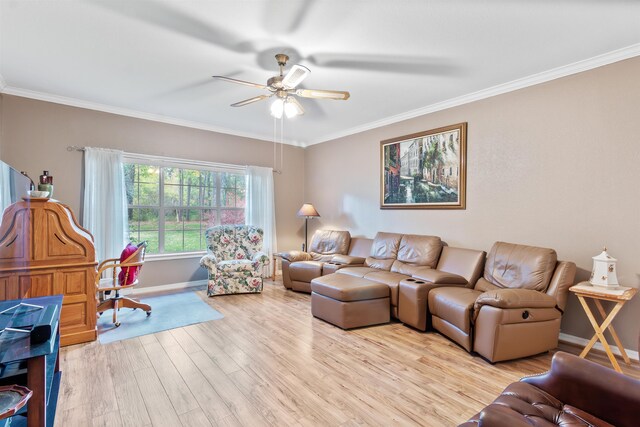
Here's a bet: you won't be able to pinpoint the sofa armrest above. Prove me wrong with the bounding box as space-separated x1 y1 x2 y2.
473 289 558 323
277 251 312 262
411 268 467 285
475 289 557 310
331 254 366 265
252 251 270 267
200 254 217 272
523 352 640 427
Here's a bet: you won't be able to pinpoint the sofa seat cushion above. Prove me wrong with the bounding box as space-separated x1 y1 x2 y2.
464 382 614 427
217 259 255 273
428 287 481 334
337 267 380 278
311 274 389 302
362 271 409 307
289 261 324 282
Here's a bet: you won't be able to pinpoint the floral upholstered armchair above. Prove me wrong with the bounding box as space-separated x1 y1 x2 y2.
200 225 270 296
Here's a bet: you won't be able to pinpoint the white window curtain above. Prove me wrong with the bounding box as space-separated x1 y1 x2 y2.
0 162 11 216
245 165 277 277
82 147 128 264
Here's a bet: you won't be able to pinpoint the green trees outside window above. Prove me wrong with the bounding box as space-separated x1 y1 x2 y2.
125 164 245 254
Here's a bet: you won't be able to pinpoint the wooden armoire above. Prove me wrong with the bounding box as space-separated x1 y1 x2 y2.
0 198 97 346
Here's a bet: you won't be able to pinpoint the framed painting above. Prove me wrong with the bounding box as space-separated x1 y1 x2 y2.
380 122 467 209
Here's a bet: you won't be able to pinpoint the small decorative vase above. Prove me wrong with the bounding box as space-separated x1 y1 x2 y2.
38 183 54 197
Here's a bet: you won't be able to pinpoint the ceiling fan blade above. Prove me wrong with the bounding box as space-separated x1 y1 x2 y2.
263 0 315 34
306 53 458 75
231 95 271 107
282 64 310 89
213 76 267 89
295 89 350 100
88 0 256 54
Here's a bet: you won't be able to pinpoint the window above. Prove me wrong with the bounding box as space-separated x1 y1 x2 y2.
124 163 245 254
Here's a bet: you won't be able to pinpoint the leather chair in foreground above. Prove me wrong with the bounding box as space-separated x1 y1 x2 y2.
429 242 576 362
460 352 640 427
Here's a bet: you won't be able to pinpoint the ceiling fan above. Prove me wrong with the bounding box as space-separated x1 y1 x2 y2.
213 53 350 118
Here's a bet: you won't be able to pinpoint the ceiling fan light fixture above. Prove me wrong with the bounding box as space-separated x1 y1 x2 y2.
284 98 303 118
270 98 284 119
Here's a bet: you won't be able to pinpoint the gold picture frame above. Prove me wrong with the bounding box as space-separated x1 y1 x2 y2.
380 122 467 209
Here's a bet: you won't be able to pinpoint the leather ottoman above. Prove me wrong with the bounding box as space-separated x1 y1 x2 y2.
310 273 390 329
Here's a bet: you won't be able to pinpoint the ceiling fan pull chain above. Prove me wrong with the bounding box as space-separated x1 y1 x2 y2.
273 116 277 171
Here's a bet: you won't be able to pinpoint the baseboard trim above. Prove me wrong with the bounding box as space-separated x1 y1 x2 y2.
559 332 639 362
131 279 207 295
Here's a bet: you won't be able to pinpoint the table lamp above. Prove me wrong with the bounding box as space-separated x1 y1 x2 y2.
297 203 320 251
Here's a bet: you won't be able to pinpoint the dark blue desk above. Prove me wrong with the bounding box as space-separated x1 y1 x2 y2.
0 295 62 427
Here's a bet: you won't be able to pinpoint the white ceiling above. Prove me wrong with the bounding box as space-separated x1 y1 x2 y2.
1 0 639 146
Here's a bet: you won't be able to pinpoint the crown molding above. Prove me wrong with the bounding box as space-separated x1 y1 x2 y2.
306 43 640 146
0 86 306 147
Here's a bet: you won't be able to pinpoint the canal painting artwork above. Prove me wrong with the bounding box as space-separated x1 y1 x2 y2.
381 123 466 209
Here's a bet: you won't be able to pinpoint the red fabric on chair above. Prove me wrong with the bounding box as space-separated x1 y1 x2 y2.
118 243 140 286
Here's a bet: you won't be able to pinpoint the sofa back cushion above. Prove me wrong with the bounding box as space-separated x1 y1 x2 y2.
482 241 557 291
365 232 403 271
390 234 442 275
206 225 264 261
309 230 350 261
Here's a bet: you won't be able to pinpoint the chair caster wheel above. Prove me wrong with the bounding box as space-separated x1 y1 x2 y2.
146 311 152 317
115 322 121 327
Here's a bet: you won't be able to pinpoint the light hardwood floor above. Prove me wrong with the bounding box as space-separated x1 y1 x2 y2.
56 279 640 427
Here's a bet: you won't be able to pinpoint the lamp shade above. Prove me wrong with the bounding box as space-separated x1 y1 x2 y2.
297 203 320 218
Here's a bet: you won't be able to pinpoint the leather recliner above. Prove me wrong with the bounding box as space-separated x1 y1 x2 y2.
429 241 576 362
279 230 370 293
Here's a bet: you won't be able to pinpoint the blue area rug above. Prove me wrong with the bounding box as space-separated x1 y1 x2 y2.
97 289 223 344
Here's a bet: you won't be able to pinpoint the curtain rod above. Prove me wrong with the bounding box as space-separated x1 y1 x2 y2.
66 146 282 174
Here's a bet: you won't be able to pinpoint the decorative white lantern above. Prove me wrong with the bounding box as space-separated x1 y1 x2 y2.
589 247 619 288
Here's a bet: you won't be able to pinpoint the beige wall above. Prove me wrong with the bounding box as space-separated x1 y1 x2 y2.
305 57 640 350
0 94 305 287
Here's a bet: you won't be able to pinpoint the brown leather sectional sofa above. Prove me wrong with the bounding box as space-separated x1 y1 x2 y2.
460 351 640 427
279 230 577 363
